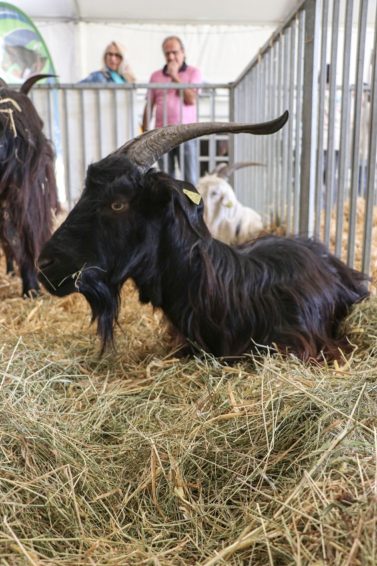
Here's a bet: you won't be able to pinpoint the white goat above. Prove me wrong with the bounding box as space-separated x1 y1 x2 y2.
197 162 263 245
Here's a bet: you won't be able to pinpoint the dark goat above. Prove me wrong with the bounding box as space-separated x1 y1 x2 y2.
38 113 369 361
0 74 58 296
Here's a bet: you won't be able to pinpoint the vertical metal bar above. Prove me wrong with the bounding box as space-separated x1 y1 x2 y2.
282 28 290 228
112 88 118 151
267 45 274 224
287 22 296 234
299 0 321 237
314 0 329 238
263 48 269 221
209 89 216 173
229 84 236 188
62 88 72 208
362 5 377 275
294 10 305 234
95 90 103 158
335 0 354 258
163 89 168 172
79 89 87 179
258 56 266 215
129 86 136 139
323 0 340 248
179 89 184 180
348 0 369 267
277 37 283 223
272 41 280 224
45 86 52 139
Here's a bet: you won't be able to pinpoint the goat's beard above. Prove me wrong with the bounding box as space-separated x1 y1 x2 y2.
78 270 122 352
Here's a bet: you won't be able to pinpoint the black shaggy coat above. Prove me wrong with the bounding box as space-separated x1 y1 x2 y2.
0 86 58 295
38 154 369 361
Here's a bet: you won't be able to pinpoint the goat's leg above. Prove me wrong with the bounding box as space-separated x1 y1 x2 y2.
19 257 40 297
2 242 16 275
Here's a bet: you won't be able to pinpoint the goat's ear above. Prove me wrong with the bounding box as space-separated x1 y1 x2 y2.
143 171 175 206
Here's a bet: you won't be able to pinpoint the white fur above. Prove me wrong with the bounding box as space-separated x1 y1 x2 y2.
197 174 263 245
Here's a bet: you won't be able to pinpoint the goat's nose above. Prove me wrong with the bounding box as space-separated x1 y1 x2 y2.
38 256 54 270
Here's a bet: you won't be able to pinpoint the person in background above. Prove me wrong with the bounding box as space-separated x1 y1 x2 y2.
142 35 203 186
80 41 136 84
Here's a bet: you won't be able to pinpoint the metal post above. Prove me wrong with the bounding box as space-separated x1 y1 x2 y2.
299 0 322 237
362 10 377 275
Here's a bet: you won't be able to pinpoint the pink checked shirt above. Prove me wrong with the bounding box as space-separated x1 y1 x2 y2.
147 65 203 128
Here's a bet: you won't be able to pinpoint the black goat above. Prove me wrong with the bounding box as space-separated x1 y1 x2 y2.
38 113 369 361
0 74 58 296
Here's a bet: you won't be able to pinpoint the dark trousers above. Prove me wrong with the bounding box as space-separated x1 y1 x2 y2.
158 139 198 186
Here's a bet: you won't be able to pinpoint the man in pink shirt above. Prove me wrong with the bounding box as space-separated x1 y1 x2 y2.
142 36 203 185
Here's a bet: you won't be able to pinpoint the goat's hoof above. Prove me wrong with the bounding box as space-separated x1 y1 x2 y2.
23 289 40 299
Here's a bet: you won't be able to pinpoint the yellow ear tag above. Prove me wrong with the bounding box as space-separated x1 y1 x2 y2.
183 189 202 205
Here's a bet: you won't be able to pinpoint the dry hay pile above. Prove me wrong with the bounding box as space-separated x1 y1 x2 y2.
0 260 376 565
324 197 377 285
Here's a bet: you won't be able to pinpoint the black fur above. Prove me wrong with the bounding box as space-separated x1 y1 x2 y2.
38 154 369 361
0 80 58 296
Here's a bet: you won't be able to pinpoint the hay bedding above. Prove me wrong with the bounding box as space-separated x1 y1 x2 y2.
0 239 377 564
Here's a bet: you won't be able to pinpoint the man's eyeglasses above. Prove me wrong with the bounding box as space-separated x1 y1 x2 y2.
164 50 181 57
106 52 122 59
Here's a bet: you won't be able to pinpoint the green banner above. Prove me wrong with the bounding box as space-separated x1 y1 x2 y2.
0 1 56 83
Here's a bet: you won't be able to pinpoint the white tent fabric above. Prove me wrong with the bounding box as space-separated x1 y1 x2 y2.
11 0 303 84
35 20 276 84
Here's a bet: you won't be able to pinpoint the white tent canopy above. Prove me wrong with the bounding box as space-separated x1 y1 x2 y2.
14 0 301 25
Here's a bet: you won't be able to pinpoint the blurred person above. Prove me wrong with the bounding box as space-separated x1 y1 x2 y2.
80 41 135 84
142 36 203 185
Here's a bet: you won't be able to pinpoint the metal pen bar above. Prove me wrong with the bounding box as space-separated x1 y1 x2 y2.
324 0 341 248
112 88 117 152
79 89 86 180
362 3 377 275
287 21 296 234
62 88 72 209
95 90 103 159
274 39 279 223
314 0 329 239
348 0 369 267
294 9 305 234
179 89 184 180
335 0 354 259
282 28 290 228
299 0 321 237
209 88 216 174
266 46 274 224
163 89 168 172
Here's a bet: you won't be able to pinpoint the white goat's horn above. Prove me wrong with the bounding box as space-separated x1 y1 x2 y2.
116 111 289 173
211 161 265 179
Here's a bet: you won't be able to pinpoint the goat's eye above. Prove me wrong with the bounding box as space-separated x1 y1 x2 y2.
111 201 128 212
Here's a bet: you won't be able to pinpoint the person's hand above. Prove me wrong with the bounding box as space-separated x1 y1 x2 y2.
166 60 180 80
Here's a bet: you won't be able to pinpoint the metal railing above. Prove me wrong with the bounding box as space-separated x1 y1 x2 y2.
232 0 377 274
30 83 231 207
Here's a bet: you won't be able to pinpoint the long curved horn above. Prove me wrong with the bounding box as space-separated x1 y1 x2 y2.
116 110 289 173
21 74 57 95
211 161 265 179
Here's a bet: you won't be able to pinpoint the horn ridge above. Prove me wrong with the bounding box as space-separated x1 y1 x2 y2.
118 111 289 173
